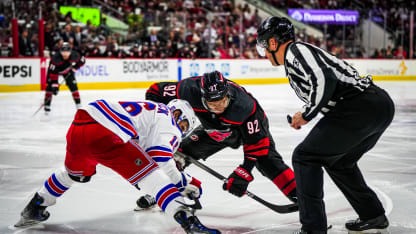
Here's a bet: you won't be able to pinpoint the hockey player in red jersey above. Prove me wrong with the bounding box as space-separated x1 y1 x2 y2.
15 99 221 234
142 71 297 206
44 42 85 114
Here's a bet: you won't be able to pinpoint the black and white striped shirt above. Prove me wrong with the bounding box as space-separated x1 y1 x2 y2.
284 41 372 121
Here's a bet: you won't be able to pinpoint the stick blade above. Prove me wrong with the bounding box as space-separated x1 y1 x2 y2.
14 216 42 228
277 203 299 213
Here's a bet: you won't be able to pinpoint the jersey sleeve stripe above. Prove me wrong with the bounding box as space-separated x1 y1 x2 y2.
147 151 174 157
169 136 178 146
150 83 160 91
243 137 270 151
151 157 173 162
49 73 58 80
282 180 296 196
244 156 257 161
147 89 160 96
219 117 243 125
193 108 209 112
244 146 269 154
90 100 138 138
244 149 269 157
272 168 295 190
146 146 172 153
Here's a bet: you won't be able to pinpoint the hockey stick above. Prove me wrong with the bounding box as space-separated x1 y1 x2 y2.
175 151 299 214
32 71 72 117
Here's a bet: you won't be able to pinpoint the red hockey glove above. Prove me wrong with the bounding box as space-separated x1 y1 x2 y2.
223 166 253 197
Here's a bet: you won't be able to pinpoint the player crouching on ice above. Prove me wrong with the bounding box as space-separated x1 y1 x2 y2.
15 99 221 234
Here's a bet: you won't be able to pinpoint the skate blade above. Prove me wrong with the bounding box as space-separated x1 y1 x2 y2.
134 204 158 212
348 228 389 234
14 217 42 228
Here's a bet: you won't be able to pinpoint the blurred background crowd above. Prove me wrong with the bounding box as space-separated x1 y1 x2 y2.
0 0 414 59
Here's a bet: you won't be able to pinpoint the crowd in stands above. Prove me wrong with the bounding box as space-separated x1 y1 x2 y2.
0 0 414 59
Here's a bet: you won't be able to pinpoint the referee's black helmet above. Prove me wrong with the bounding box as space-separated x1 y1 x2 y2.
256 17 295 56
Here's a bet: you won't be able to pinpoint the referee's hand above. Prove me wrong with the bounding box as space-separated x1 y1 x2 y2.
290 112 308 130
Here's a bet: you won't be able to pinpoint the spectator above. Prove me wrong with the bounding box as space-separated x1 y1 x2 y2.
97 17 111 37
1 0 414 59
19 29 33 56
73 26 85 48
394 45 407 59
88 41 102 57
61 24 75 43
148 29 159 44
385 46 394 58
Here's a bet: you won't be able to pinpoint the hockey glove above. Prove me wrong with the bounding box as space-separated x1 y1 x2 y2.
51 82 59 95
174 150 192 171
223 166 253 197
176 172 202 200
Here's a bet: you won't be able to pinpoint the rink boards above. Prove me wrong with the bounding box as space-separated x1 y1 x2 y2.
1 58 415 92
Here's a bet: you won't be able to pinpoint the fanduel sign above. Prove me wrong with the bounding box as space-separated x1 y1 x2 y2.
288 9 359 25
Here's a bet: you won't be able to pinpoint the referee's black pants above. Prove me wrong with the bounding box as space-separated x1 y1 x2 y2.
292 84 395 232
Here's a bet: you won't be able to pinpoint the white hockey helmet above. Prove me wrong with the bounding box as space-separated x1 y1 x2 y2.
167 99 197 137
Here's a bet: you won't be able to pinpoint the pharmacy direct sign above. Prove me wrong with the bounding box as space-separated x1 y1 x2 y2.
288 9 359 25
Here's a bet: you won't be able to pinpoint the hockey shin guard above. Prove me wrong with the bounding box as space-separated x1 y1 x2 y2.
38 167 74 206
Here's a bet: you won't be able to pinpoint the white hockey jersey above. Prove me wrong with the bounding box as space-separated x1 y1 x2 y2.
82 99 183 163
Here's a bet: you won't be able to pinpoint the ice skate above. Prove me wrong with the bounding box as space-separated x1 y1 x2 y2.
293 225 332 234
44 105 51 116
174 207 221 234
346 215 389 234
14 193 50 228
134 194 156 211
293 230 327 234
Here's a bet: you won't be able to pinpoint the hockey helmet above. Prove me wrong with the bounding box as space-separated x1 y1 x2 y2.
60 42 72 52
200 71 229 102
256 16 295 56
167 99 197 137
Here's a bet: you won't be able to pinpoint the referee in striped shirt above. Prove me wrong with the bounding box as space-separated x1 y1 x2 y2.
256 17 395 234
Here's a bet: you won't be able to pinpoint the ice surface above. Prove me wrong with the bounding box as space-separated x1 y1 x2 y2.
1 82 415 234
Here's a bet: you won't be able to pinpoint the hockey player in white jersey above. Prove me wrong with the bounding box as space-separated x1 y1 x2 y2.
15 99 221 234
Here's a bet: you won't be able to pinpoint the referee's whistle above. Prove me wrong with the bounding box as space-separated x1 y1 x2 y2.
287 115 292 124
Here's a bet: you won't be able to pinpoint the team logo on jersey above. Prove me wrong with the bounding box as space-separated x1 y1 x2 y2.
135 158 142 166
190 134 199 141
